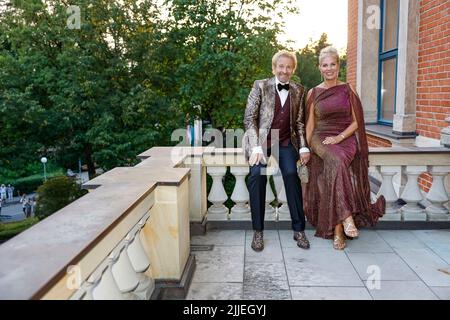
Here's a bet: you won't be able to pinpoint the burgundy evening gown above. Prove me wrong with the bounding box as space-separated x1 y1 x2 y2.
303 84 385 239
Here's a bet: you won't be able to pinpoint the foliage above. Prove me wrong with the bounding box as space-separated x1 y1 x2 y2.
11 168 64 195
35 176 88 219
0 217 40 243
159 0 299 130
0 0 184 179
295 33 347 89
0 0 345 180
1 159 64 194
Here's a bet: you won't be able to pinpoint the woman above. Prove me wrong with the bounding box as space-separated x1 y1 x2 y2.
304 46 385 250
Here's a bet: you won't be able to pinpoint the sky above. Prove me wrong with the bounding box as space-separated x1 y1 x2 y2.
278 0 348 53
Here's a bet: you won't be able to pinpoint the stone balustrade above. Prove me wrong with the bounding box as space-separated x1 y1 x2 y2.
0 145 449 299
197 146 450 223
0 149 192 300
369 147 450 222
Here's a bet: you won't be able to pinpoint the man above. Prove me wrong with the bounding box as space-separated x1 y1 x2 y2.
7 184 14 202
243 50 311 251
25 198 32 218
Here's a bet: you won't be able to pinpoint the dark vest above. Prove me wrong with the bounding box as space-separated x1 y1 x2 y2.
267 92 291 148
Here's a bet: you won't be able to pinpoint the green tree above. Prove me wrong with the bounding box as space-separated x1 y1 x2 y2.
35 176 88 219
166 0 299 129
296 33 330 89
0 0 303 182
295 33 346 89
0 0 183 179
339 53 347 83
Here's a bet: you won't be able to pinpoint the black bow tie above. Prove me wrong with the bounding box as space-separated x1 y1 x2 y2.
277 83 289 91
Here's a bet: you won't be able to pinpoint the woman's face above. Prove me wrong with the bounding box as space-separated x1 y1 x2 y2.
319 55 339 81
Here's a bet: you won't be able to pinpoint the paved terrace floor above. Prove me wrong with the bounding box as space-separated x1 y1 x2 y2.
187 229 450 300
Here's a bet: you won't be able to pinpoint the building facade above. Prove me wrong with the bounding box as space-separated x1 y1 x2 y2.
347 0 449 145
347 0 450 191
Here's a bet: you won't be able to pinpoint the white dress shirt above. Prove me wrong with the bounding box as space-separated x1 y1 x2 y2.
275 77 289 107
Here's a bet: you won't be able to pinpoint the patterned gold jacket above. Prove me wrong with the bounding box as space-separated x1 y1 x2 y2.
243 77 307 160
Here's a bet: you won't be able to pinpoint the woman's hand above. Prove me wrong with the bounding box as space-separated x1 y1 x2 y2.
322 135 343 145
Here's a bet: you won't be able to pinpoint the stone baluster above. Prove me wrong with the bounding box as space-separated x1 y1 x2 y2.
229 166 251 220
273 173 290 220
70 282 94 300
400 166 427 221
265 175 277 221
378 166 401 221
207 166 229 220
110 243 140 300
87 260 124 300
126 214 155 300
425 166 450 221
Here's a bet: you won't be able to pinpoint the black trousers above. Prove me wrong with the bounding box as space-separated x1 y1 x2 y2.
247 142 306 232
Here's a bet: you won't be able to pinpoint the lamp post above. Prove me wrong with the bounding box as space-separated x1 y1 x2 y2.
41 157 47 182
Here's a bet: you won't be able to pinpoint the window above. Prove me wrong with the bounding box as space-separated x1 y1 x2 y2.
377 0 399 125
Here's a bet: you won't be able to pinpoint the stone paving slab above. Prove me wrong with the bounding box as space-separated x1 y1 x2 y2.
187 230 450 300
243 262 291 300
344 230 393 253
245 230 283 263
393 248 450 287
366 281 439 300
283 247 364 287
346 252 420 281
425 243 450 265
191 230 245 246
376 230 428 249
429 287 450 300
411 230 450 245
191 246 245 283
187 283 243 300
290 286 372 300
279 230 331 248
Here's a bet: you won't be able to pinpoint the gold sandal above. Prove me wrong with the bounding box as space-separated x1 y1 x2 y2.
333 234 346 250
343 216 359 238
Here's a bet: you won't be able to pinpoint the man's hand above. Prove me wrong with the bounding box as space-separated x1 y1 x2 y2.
249 153 266 166
300 152 310 165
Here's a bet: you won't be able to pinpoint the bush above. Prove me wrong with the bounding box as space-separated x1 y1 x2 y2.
0 217 40 243
2 168 65 195
35 176 88 219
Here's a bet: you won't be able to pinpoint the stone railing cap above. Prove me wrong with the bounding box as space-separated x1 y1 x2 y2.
0 181 157 300
83 166 190 189
369 146 450 154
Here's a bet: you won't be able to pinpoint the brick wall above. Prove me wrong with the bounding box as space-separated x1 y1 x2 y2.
347 0 358 89
419 173 433 193
367 134 393 147
416 0 450 140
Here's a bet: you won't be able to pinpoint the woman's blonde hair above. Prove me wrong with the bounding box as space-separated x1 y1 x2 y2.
319 46 340 65
272 50 297 72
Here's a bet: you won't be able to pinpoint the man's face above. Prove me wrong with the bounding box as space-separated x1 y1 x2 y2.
272 56 295 83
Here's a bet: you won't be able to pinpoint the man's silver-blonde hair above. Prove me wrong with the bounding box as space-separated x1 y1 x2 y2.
272 50 297 72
